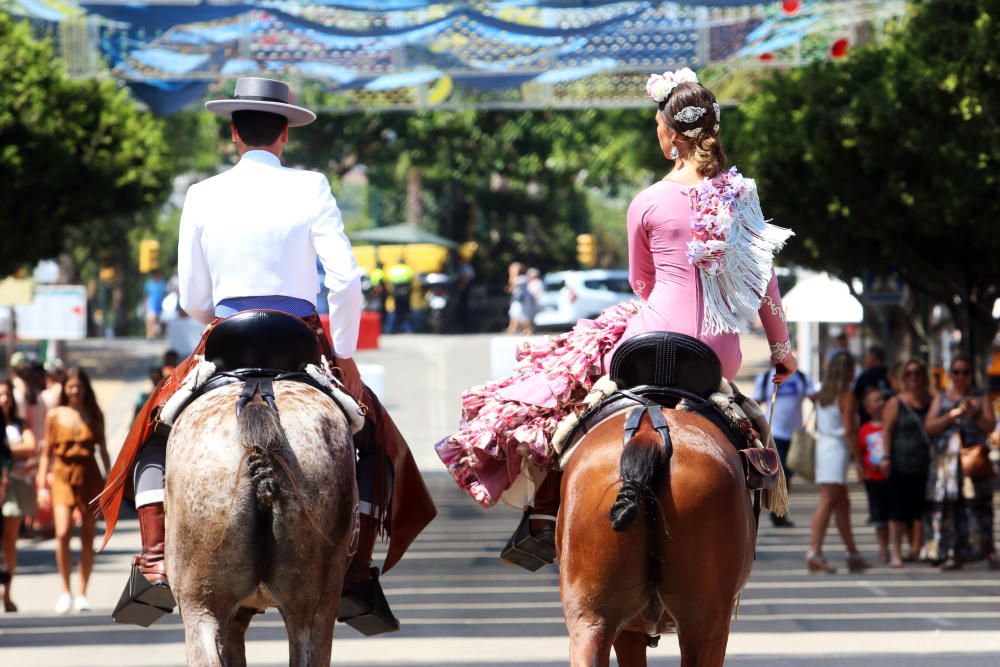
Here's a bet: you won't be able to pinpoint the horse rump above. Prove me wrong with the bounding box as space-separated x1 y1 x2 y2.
609 424 668 532
237 398 287 511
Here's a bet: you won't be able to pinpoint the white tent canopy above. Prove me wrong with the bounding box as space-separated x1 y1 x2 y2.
780 272 863 380
783 272 863 324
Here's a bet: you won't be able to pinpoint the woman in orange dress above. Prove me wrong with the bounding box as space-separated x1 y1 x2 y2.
36 367 110 614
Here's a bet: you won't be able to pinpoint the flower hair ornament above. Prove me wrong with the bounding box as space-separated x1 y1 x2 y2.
645 67 698 104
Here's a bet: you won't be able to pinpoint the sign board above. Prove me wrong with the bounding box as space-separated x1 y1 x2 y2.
0 278 34 306
15 285 88 340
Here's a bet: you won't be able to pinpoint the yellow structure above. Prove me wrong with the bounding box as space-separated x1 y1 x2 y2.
352 243 448 275
139 239 160 273
576 233 596 268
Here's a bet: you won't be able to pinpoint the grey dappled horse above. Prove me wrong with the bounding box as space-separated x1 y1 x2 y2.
166 382 357 666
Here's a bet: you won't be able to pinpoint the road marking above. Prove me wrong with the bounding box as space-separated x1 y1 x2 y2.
8 631 1000 666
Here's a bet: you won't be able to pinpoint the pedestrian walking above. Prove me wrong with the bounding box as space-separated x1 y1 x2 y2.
857 387 890 563
923 355 998 570
454 255 475 333
807 351 870 574
9 353 43 436
40 358 66 412
144 269 167 339
753 363 813 527
388 256 415 333
0 377 39 612
881 359 933 568
505 262 528 334
36 367 111 613
520 267 544 335
370 262 389 329
854 346 892 424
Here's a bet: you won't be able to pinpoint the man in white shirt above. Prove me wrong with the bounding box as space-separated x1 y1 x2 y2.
99 79 435 634
753 365 814 527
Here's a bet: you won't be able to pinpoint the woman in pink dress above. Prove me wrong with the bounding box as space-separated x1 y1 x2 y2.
436 69 798 565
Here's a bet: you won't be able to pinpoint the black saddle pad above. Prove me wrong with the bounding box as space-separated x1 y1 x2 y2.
609 332 722 399
205 310 321 373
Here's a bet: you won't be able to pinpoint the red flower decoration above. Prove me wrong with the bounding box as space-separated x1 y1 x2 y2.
831 38 850 58
759 52 775 62
782 1 801 15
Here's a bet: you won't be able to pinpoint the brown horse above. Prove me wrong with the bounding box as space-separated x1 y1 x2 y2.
557 406 756 667
166 382 357 666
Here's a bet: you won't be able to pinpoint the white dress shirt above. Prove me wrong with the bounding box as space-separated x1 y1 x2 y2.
178 150 363 357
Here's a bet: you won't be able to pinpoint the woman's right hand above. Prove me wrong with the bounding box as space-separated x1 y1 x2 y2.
36 484 51 512
773 352 798 385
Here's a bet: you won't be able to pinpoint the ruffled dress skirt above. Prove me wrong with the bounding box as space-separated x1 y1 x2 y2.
435 301 639 508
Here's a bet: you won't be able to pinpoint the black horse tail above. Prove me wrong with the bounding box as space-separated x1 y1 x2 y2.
237 399 286 511
609 422 668 532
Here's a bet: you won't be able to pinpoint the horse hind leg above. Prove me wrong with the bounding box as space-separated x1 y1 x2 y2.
280 599 339 667
565 615 615 667
180 603 232 667
675 610 732 667
222 606 259 667
613 630 649 667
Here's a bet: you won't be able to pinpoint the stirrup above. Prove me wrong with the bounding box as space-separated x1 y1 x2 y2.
499 511 556 572
337 567 400 636
112 559 176 627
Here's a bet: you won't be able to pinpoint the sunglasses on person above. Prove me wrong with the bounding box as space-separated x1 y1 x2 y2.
904 369 925 378
950 367 972 376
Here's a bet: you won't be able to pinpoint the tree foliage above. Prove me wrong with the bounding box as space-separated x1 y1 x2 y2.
0 13 173 276
730 0 1000 359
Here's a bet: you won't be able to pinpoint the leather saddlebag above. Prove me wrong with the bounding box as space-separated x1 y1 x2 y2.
739 448 781 491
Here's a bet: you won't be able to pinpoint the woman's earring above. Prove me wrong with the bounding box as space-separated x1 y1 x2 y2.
669 145 679 160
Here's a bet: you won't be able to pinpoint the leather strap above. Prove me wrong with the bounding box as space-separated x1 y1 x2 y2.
646 405 672 459
237 376 276 415
623 405 645 446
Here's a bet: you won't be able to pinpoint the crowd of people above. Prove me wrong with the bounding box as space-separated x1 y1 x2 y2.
0 354 111 613
757 345 999 574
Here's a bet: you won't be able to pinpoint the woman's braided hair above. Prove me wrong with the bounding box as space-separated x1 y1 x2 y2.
659 82 727 178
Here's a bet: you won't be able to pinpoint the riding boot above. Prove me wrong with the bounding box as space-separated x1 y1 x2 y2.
500 471 561 571
137 503 169 585
112 502 175 626
338 514 400 635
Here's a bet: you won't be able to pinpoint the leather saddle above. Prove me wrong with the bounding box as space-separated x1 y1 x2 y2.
174 310 340 420
205 310 321 373
560 332 779 491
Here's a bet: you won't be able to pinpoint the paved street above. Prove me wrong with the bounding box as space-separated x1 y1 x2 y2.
1 333 999 665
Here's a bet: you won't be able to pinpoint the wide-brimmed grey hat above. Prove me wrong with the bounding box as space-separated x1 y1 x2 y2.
205 77 316 127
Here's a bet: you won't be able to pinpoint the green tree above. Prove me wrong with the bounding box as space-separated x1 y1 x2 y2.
0 13 172 277
731 0 1000 363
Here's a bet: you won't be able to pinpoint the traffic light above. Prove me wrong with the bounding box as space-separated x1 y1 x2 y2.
576 233 596 268
139 239 160 273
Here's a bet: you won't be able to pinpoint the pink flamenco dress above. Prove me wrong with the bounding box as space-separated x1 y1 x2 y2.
435 167 795 509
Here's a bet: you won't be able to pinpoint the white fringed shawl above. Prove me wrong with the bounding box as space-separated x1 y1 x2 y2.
695 180 794 335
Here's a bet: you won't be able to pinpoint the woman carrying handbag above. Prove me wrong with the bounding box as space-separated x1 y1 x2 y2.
924 355 997 571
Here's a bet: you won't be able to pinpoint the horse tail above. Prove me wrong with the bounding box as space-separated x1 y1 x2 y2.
237 399 286 511
609 424 667 532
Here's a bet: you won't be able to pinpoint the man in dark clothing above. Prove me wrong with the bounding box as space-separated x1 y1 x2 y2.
854 345 892 423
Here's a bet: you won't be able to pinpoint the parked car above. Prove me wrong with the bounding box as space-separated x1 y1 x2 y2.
533 269 636 329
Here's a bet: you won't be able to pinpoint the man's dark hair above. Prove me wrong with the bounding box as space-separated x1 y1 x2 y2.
232 110 288 147
867 345 886 363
